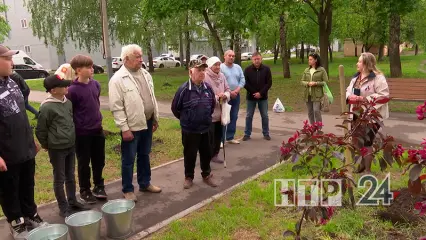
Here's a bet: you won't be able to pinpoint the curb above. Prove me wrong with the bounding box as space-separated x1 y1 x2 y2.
127 160 284 240
0 157 185 221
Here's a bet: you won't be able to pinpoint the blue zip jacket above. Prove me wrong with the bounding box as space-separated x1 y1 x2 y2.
171 79 216 133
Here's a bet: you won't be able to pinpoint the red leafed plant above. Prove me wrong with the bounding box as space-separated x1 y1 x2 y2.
280 97 397 240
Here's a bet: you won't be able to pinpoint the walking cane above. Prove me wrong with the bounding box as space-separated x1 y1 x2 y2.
220 98 227 168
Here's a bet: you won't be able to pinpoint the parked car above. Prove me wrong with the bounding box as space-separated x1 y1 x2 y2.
183 54 208 66
241 52 253 61
13 64 50 79
160 53 175 59
112 57 146 72
148 57 181 68
93 64 104 74
12 52 45 70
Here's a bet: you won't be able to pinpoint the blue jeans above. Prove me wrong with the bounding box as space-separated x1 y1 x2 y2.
244 99 269 137
121 119 153 193
25 100 39 117
225 93 240 141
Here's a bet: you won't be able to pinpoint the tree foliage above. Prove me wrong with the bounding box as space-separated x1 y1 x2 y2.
0 4 10 43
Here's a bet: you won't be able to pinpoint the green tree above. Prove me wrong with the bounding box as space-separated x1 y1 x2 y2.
0 4 10 42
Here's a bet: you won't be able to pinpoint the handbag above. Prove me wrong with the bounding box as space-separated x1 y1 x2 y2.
320 83 333 112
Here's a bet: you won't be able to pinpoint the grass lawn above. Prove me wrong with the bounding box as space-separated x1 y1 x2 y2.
26 52 425 114
147 158 424 240
0 103 183 217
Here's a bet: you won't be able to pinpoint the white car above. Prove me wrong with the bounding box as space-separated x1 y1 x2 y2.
112 57 146 72
241 52 253 61
149 57 181 68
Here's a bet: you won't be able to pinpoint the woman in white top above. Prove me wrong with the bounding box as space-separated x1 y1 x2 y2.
346 52 390 173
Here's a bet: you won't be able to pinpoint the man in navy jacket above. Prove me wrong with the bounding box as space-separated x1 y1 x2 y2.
171 60 217 189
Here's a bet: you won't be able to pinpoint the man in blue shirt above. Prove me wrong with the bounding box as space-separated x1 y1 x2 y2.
220 50 245 144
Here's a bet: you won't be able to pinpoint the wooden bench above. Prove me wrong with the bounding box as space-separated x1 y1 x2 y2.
387 78 426 102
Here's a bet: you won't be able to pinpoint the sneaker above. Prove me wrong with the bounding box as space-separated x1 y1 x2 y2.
203 174 218 187
80 190 97 204
264 135 271 141
69 200 91 211
10 217 28 239
93 186 108 199
183 178 193 189
211 154 224 163
220 142 224 149
227 139 240 144
242 135 250 141
25 213 48 230
140 184 162 193
123 192 137 202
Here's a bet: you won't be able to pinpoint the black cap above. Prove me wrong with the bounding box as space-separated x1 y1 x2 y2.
44 74 71 92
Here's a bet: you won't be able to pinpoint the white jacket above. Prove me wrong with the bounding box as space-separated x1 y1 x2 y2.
346 73 389 120
108 66 159 132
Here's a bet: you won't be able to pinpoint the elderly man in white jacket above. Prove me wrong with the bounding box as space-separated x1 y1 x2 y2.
108 44 161 202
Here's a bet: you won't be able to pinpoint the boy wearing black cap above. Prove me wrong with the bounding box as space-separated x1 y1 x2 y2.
35 75 89 218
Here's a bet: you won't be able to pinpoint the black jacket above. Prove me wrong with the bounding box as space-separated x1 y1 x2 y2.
171 80 216 134
0 77 36 165
243 64 272 101
10 71 30 101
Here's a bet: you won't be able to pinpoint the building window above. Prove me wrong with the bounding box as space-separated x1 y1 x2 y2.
24 45 31 53
21 19 28 28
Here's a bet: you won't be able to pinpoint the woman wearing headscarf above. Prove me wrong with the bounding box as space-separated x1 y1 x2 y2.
204 57 231 163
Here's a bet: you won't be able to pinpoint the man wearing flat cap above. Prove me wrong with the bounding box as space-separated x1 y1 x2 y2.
171 60 218 189
0 45 47 238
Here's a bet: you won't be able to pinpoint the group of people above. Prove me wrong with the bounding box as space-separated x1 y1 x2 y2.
0 40 389 239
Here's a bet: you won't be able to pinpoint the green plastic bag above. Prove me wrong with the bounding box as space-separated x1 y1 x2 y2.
323 83 334 104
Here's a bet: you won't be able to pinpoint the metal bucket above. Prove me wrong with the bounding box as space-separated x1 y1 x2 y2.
65 210 102 240
101 199 135 239
27 224 68 240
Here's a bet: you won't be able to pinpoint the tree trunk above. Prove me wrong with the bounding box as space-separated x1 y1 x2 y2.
230 29 235 50
306 44 310 59
274 43 279 64
389 12 402 77
352 38 357 57
185 12 190 70
212 40 218 56
179 30 184 68
287 48 291 59
146 38 154 73
279 13 290 78
328 41 333 63
415 43 419 55
234 32 242 65
378 43 384 61
202 10 224 61
300 41 305 64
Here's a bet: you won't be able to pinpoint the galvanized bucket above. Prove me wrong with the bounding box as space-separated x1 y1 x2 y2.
101 199 135 239
65 210 102 240
27 224 68 240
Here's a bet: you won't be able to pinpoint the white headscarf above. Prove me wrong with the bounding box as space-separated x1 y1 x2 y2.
54 63 75 80
206 56 222 68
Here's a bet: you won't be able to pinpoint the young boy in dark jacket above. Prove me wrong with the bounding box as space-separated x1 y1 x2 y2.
66 55 107 204
36 74 89 218
171 60 217 189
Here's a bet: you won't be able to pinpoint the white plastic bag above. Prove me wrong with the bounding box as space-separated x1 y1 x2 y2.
221 101 232 126
273 98 285 113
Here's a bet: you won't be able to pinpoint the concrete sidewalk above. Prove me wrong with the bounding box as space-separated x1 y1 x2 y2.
0 132 283 239
29 90 425 145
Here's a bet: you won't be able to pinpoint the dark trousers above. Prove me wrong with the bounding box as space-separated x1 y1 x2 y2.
182 131 212 179
210 122 223 157
75 132 106 193
0 159 37 223
48 147 77 212
121 119 153 193
25 100 39 117
245 99 269 137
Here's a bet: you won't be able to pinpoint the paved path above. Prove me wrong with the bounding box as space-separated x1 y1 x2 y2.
1 90 420 239
29 90 425 145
